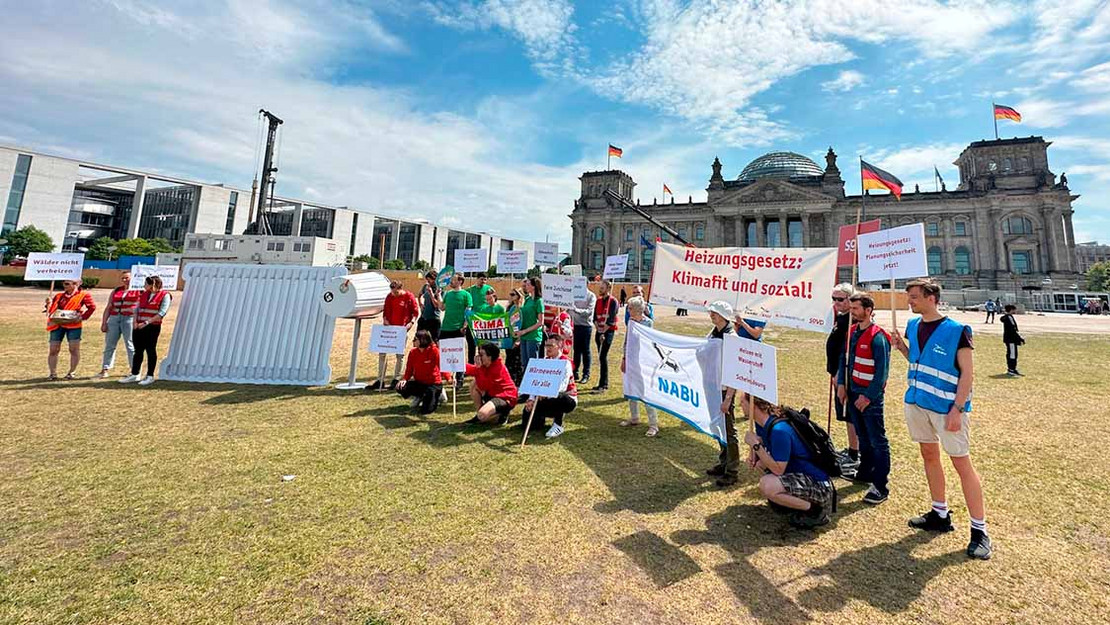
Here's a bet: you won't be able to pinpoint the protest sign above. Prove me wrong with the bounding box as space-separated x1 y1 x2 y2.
25 252 84 282
469 309 514 349
720 334 779 405
496 249 529 274
603 254 629 280
436 265 455 289
649 241 837 332
438 337 467 373
563 264 583 276
543 273 589 308
455 249 488 273
857 223 928 282
369 325 407 354
534 242 560 267
129 264 180 290
837 219 882 267
623 321 725 444
519 358 568 398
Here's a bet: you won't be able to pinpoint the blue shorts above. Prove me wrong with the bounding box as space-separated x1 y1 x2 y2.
49 327 83 342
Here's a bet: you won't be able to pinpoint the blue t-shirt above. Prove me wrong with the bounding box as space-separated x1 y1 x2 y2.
735 318 767 341
756 419 829 481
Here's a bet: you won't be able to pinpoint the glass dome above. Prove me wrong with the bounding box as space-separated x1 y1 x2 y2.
738 151 824 181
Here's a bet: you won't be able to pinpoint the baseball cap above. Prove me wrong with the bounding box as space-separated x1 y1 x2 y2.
707 300 734 318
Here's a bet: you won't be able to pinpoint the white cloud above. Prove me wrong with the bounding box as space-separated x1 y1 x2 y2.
822 70 865 93
1075 61 1110 92
422 0 578 71
1015 97 1110 129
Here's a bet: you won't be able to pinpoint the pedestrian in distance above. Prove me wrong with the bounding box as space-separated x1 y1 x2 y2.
1000 304 1025 376
98 270 139 379
120 275 171 386
984 299 996 324
45 278 97 380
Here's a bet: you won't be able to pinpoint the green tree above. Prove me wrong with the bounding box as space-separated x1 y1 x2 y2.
352 255 380 269
383 259 405 270
7 225 54 258
147 237 179 254
113 238 155 257
486 264 498 277
1087 261 1110 292
86 237 117 260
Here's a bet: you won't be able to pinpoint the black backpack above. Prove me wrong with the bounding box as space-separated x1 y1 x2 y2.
763 406 842 479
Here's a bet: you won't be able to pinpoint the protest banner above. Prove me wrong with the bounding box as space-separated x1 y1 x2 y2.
369 325 407 354
455 249 488 273
857 223 928 283
496 249 529 274
469 309 514 349
603 254 629 280
519 358 570 448
721 334 779 405
25 252 84 282
649 241 837 332
563 264 583 276
543 273 589 308
129 264 180 290
623 321 725 444
837 219 882 267
436 265 455 289
534 242 560 267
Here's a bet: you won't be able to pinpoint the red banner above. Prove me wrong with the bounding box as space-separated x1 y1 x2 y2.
837 219 882 267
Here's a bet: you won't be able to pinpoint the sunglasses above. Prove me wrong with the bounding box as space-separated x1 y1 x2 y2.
832 296 848 302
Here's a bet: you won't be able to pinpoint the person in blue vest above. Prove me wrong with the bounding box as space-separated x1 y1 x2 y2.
837 293 891 505
891 278 992 560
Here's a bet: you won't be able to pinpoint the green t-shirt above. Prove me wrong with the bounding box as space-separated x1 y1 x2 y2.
442 289 473 331
474 303 505 316
520 296 544 342
466 284 493 306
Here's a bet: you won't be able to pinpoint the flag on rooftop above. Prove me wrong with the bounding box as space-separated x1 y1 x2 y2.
861 159 904 200
608 144 623 158
993 104 1021 122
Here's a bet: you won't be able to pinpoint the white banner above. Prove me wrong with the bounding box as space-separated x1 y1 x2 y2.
455 248 489 273
603 254 629 280
857 223 928 282
25 252 84 281
543 273 589 308
496 249 530 274
129 264 180 290
623 321 725 444
519 358 568 398
563 264 583 276
439 337 467 373
534 242 560 267
720 334 779 404
649 241 837 333
369 325 407 354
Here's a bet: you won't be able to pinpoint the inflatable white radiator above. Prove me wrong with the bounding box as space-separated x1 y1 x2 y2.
160 263 346 386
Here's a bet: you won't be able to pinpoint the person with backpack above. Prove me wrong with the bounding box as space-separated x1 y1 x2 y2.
836 293 891 505
1000 304 1024 376
742 393 836 529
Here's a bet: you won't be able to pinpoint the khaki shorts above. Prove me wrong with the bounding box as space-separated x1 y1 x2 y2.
904 403 971 457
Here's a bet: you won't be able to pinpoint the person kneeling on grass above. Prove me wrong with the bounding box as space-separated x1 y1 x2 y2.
520 334 578 439
742 393 835 529
463 342 518 425
396 330 444 415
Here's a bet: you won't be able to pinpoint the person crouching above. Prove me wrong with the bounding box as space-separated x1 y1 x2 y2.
520 334 578 439
463 342 519 425
396 330 444 415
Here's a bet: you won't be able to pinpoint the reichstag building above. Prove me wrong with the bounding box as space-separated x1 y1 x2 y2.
570 136 1078 290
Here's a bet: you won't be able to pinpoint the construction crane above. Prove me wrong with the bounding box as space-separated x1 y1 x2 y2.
602 188 690 246
249 109 283 235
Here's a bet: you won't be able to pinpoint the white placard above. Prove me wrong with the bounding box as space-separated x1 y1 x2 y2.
857 223 928 282
542 273 589 308
720 334 778 405
563 264 583 276
369 325 407 354
438 337 467 373
519 358 568 398
24 252 84 281
455 248 489 273
497 249 530 274
603 254 629 280
534 242 560 267
129 264 180 290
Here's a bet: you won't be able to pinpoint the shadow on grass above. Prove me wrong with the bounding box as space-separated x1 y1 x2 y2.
987 373 1019 379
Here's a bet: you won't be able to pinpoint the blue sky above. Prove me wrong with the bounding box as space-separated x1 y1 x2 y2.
1 0 1108 249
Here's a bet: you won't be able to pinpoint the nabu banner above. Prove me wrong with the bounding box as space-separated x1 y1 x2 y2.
469 309 517 349
623 321 725 444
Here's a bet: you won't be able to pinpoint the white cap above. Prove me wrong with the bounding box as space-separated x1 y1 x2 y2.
707 300 734 318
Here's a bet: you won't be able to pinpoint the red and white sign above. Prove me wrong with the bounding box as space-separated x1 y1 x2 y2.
857 223 928 282
720 334 779 404
24 252 84 281
837 219 882 267
438 337 467 373
519 358 568 398
496 249 530 274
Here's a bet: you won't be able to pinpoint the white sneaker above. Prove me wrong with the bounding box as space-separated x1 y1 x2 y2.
96 370 109 379
440 389 448 402
545 423 565 438
119 374 139 384
138 376 155 386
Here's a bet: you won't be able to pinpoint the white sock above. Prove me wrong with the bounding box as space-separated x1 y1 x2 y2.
970 517 987 533
932 501 949 518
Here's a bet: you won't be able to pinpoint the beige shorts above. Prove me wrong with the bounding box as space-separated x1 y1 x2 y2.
904 403 971 457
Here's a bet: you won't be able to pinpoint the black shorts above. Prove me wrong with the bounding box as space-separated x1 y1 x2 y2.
481 395 513 417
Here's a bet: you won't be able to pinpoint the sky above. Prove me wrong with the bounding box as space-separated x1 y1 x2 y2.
1 0 1108 250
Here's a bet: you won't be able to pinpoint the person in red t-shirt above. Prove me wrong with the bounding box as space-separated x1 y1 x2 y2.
45 279 97 380
396 330 443 415
463 342 518 425
521 334 578 439
373 280 420 390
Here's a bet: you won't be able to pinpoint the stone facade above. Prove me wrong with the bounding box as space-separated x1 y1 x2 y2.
570 137 1079 290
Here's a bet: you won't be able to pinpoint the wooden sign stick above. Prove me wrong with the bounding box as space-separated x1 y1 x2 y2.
520 398 540 449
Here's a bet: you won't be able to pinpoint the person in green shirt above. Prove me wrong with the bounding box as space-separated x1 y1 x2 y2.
474 288 505 316
438 273 472 385
516 277 545 371
464 273 494 365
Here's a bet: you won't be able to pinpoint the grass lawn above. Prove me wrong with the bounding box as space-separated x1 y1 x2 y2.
2 286 1109 624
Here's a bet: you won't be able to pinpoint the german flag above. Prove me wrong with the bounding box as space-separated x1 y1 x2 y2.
861 160 903 200
993 104 1021 122
608 144 623 158
663 183 673 195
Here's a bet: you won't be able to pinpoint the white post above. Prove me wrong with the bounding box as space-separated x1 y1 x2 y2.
336 318 368 390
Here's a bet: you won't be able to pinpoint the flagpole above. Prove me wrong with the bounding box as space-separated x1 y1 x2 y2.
607 146 611 171
992 102 998 140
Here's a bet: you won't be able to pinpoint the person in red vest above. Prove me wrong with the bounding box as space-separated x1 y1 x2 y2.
396 330 444 415
592 279 620 392
463 342 518 425
120 275 172 386
837 292 892 505
373 280 419 390
521 333 578 439
45 279 97 380
98 270 141 378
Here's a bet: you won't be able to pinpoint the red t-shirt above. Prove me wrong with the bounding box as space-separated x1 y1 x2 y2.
465 360 519 407
403 345 441 385
384 290 419 326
